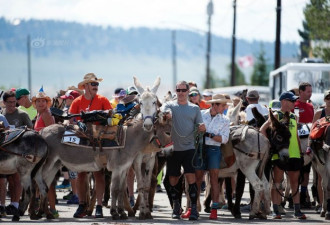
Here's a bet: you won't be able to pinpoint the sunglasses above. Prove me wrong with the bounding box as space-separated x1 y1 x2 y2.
176 89 187 93
189 93 198 97
90 82 99 87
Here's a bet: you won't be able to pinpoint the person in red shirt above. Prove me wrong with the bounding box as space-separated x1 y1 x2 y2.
294 82 314 209
70 73 112 219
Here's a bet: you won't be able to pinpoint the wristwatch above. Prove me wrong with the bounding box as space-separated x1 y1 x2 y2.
210 133 215 138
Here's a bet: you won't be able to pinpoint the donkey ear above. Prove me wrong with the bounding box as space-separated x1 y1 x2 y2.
133 76 145 94
283 111 290 126
150 76 161 94
269 108 281 128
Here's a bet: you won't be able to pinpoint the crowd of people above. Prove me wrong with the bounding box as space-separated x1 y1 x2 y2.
0 73 330 221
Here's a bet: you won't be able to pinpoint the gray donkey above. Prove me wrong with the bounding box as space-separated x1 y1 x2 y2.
0 129 49 221
38 76 169 220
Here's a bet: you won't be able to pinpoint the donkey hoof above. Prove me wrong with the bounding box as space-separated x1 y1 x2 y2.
248 214 256 220
46 213 55 220
325 213 330 220
120 213 128 220
204 207 211 213
145 212 153 219
12 215 20 222
128 211 135 217
30 213 42 220
86 210 93 216
138 212 146 220
321 211 325 217
112 214 120 220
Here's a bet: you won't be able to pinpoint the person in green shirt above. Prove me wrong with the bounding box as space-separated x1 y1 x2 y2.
16 88 37 121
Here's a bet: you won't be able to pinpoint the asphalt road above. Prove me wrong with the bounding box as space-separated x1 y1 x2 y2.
0 179 328 224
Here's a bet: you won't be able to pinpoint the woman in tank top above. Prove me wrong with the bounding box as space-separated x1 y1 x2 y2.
32 88 58 217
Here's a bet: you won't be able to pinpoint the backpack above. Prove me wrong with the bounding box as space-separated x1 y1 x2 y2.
310 116 330 140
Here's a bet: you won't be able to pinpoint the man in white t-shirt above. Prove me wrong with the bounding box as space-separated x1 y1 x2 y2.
245 89 268 123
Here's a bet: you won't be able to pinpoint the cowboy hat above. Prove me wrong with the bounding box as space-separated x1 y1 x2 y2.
206 94 231 104
32 91 52 108
78 73 103 90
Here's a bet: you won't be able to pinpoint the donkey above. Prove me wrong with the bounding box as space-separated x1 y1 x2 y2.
0 129 49 221
109 76 173 220
310 120 330 219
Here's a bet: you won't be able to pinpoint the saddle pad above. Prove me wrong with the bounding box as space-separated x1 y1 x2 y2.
62 126 127 150
92 125 118 140
1 127 26 147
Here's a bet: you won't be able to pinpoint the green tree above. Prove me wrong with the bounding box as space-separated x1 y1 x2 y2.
203 69 227 88
251 45 269 86
303 0 330 62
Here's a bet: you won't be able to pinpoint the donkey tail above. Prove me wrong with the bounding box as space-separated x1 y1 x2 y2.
257 142 270 179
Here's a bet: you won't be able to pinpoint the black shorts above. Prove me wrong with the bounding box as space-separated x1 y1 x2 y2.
166 149 195 177
302 162 312 173
273 158 303 171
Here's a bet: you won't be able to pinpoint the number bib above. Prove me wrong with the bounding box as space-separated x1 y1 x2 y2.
298 124 310 137
62 131 80 145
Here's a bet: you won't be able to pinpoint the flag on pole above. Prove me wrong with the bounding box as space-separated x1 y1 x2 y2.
238 55 254 68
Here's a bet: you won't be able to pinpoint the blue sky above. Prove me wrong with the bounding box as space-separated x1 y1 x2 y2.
1 0 309 43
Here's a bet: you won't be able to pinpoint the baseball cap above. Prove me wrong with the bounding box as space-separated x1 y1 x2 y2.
247 89 259 98
60 90 80 100
113 88 124 97
202 90 213 97
16 88 30 99
279 91 299 101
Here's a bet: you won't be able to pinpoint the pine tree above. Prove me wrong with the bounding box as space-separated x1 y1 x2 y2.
251 45 269 86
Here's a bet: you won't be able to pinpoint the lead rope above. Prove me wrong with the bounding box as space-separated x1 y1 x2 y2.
192 124 204 168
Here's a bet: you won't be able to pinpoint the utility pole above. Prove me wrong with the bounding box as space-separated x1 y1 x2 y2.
230 0 237 86
274 0 281 69
27 35 32 95
205 0 213 89
172 30 177 89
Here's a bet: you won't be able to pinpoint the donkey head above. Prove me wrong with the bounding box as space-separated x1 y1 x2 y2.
269 109 291 162
134 76 161 132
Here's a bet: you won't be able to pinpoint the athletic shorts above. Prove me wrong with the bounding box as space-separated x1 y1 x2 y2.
301 162 312 173
166 149 195 176
195 145 221 170
273 158 303 171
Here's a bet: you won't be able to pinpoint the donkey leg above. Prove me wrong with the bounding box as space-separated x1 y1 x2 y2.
110 172 120 220
247 175 265 220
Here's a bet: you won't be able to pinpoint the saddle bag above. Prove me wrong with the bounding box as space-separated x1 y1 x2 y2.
310 116 330 140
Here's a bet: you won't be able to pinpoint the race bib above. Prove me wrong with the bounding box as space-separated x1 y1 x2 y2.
298 124 310 137
62 131 80 144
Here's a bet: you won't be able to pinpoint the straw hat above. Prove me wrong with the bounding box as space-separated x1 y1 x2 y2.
206 94 231 104
32 88 52 108
78 73 103 90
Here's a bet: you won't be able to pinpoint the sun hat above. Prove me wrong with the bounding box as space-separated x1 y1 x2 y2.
78 73 103 90
324 90 330 99
16 88 30 99
279 91 299 101
60 90 80 100
246 89 259 98
32 86 52 108
206 94 232 104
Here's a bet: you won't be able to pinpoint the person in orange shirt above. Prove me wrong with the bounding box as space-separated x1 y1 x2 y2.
70 73 112 219
188 87 210 110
